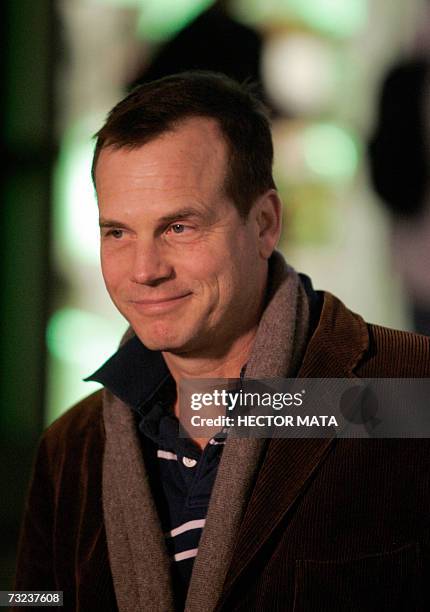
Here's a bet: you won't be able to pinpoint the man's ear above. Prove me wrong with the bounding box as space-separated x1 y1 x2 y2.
253 189 283 259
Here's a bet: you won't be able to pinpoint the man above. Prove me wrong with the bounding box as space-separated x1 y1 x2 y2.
15 72 430 611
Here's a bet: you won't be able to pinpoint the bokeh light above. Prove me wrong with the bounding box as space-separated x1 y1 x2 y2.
46 307 126 422
47 307 123 365
97 0 215 41
303 122 360 182
53 121 100 268
262 34 339 115
232 0 368 38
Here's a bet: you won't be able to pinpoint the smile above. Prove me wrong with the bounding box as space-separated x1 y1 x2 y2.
128 293 192 313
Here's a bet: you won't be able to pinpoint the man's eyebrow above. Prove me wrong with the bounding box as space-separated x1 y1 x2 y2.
157 207 209 224
99 218 131 229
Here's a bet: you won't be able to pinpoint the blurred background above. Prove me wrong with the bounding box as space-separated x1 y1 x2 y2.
1 0 430 589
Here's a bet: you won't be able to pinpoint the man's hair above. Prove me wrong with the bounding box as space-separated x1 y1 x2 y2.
92 70 276 217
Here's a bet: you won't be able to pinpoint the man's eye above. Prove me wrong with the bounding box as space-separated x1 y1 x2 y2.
107 229 123 239
169 224 186 234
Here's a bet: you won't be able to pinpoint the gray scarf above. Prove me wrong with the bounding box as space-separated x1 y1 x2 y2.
102 251 310 612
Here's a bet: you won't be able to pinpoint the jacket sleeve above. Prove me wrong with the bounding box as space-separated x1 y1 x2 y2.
14 433 57 590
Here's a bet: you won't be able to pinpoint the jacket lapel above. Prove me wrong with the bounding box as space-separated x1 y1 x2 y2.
219 292 369 601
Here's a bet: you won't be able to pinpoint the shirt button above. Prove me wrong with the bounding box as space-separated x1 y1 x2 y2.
182 456 197 468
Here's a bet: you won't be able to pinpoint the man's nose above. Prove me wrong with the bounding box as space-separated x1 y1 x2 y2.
131 239 174 285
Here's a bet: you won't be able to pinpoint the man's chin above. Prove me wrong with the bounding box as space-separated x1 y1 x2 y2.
129 317 210 355
133 330 193 354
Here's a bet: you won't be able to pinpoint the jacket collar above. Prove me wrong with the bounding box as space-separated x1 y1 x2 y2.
299 290 370 378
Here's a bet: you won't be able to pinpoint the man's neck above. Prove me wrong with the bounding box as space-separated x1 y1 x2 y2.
162 326 258 383
163 328 258 450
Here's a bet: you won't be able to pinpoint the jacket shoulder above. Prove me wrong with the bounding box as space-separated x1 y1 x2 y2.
303 291 430 378
356 323 430 377
41 390 105 462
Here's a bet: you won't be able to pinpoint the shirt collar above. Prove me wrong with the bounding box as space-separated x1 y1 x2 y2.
85 334 170 413
85 333 247 426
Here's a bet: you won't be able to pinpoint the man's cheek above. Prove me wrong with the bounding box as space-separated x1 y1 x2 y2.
102 258 122 288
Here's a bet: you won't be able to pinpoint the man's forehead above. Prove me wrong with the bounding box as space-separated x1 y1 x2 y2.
169 115 225 141
100 116 226 163
95 117 229 194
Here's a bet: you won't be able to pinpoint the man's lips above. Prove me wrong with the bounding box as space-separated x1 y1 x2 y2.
128 293 192 312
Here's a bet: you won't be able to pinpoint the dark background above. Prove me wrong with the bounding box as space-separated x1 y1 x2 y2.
0 0 55 588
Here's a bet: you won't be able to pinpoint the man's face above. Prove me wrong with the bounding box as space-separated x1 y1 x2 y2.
95 117 269 356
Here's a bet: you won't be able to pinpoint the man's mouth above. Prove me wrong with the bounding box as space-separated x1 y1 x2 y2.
128 293 192 313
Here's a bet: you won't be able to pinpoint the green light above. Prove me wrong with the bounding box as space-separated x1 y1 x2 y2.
136 0 214 41
54 120 100 267
291 0 367 38
96 0 215 41
303 122 360 182
46 307 126 422
46 308 125 366
232 0 367 38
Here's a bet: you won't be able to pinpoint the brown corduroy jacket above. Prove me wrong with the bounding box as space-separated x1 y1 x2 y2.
15 292 430 611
